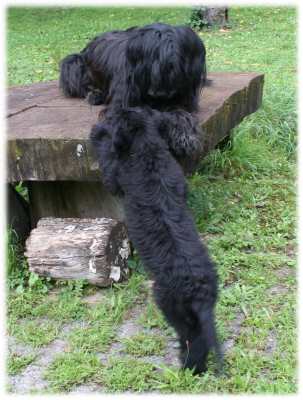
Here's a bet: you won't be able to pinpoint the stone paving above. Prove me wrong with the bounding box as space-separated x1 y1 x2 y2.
7 265 294 394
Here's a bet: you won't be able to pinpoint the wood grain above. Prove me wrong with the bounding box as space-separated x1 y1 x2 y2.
7 72 264 182
25 217 131 286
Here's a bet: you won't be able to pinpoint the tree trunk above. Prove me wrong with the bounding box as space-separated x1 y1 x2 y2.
190 7 229 30
25 217 131 286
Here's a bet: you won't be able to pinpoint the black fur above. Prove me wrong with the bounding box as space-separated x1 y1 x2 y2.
59 53 92 98
97 106 204 175
59 23 207 112
155 109 203 174
90 107 221 374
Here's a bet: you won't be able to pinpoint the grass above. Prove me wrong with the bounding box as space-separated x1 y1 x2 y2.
138 297 169 331
9 319 62 348
44 351 101 392
67 274 146 352
68 323 116 353
152 367 207 393
6 229 32 291
7 353 37 376
95 358 157 392
6 5 296 395
122 333 166 356
6 6 192 86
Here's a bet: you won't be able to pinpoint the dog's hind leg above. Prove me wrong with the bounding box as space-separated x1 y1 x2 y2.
154 282 222 374
184 305 223 375
153 283 202 368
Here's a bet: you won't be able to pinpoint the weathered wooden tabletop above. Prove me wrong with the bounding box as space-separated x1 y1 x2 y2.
7 72 264 182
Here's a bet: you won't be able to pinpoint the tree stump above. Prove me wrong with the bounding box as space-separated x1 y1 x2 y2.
189 7 229 30
25 218 131 286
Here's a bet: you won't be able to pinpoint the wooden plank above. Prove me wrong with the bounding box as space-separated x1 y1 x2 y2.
7 72 264 182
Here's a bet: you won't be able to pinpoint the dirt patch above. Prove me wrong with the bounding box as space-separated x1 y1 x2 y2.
223 311 245 353
285 243 296 258
70 383 105 394
82 291 107 306
61 320 90 336
117 304 144 338
98 302 180 369
263 329 277 355
9 364 49 394
8 337 35 358
267 284 289 296
163 337 180 367
275 266 295 279
98 304 144 363
8 335 68 394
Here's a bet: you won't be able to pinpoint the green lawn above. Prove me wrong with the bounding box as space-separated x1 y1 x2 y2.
6 6 297 394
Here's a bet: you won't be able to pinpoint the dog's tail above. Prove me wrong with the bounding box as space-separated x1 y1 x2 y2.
59 53 91 98
184 306 223 375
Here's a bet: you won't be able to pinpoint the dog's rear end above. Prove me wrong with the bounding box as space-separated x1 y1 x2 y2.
59 53 92 98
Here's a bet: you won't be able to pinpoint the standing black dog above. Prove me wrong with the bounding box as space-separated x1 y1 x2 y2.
59 23 207 112
90 107 221 374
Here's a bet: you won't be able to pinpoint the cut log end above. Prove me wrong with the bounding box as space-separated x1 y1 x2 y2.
25 217 131 287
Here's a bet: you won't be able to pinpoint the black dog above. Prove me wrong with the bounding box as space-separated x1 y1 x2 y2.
97 105 203 175
59 23 207 112
90 107 221 374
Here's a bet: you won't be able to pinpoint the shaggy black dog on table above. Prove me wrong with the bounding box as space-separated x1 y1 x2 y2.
59 22 206 112
90 107 221 374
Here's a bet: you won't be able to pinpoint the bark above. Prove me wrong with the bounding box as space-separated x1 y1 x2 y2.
25 217 131 286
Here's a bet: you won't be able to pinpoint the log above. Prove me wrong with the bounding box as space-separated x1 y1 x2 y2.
25 217 131 286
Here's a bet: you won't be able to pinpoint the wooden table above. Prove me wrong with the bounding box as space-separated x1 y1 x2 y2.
7 72 264 230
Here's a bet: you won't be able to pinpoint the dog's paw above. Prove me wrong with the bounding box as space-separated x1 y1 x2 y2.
90 122 110 141
87 90 106 105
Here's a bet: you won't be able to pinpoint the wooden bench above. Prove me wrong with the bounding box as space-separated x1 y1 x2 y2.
7 72 264 234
